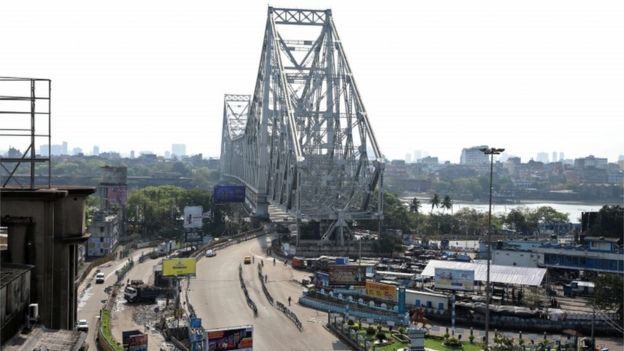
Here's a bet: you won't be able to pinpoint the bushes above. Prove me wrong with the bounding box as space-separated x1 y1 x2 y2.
443 336 463 349
376 331 386 343
366 326 376 336
99 309 124 351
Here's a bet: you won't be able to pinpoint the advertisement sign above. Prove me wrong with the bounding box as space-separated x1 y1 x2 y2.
213 185 246 203
162 258 197 277
123 330 147 351
328 265 367 286
434 268 474 291
207 325 253 351
128 334 148 351
184 206 204 229
185 230 204 243
314 271 329 288
365 280 397 301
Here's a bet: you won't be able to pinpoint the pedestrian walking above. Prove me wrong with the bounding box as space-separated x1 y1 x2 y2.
265 274 268 283
273 258 276 266
288 296 292 306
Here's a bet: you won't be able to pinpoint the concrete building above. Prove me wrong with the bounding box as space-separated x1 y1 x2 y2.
574 155 608 170
0 263 34 342
535 237 623 274
460 146 488 166
92 145 99 156
536 152 549 164
1 187 95 331
86 211 119 257
172 143 186 158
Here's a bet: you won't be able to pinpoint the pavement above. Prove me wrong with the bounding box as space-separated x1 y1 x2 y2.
76 248 159 351
188 234 350 351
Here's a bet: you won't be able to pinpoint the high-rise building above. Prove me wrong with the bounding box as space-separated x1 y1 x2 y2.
574 155 608 170
172 143 186 158
130 150 135 159
552 151 558 163
460 145 489 165
39 144 49 156
62 141 68 155
536 152 549 163
405 153 412 163
92 145 100 156
72 147 83 155
413 150 422 162
50 144 63 156
559 152 564 162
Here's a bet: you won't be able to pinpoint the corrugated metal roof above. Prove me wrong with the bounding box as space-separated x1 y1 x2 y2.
421 260 546 287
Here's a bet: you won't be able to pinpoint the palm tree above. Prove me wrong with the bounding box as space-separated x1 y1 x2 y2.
410 197 421 213
430 193 440 214
442 195 453 214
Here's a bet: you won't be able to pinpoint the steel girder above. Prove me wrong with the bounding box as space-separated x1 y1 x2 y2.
220 7 384 242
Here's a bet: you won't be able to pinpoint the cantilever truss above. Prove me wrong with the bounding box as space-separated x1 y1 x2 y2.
220 7 384 243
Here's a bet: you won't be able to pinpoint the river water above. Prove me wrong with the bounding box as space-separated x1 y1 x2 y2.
400 198 607 223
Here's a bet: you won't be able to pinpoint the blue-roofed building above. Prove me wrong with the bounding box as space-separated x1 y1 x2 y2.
535 236 623 274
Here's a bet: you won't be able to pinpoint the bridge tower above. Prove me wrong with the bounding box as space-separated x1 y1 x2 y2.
220 7 384 244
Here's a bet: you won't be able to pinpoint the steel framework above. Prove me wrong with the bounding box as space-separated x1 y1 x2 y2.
220 7 384 244
0 77 51 189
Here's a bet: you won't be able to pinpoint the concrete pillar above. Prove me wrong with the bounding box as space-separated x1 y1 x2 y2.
408 326 426 351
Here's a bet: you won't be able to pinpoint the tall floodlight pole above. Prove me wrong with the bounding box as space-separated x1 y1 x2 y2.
479 147 504 350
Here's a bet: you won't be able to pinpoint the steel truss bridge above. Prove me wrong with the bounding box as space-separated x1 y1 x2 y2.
220 7 384 244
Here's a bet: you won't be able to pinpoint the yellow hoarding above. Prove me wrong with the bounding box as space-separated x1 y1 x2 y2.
162 258 197 276
365 280 397 301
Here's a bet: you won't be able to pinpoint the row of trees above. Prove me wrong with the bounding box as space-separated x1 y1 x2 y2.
365 192 572 237
126 185 249 239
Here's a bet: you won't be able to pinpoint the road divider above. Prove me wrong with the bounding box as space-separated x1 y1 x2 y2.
257 264 303 331
239 264 258 316
257 263 274 305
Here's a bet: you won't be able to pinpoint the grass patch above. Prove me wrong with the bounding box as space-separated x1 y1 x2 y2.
100 308 125 351
425 338 483 351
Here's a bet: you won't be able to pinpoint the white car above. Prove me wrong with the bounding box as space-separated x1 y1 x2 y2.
95 272 105 284
205 249 216 257
76 319 89 332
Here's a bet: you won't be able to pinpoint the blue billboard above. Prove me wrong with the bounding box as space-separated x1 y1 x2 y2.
213 184 246 203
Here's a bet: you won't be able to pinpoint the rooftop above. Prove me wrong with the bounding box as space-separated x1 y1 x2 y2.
421 260 547 287
0 263 34 288
3 327 86 351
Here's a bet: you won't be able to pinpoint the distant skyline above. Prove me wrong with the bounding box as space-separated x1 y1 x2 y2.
1 0 623 163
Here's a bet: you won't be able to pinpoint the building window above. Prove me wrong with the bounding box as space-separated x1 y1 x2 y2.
100 226 104 233
100 237 104 242
438 303 444 310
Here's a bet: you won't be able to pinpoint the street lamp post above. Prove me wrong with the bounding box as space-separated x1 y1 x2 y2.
479 147 504 350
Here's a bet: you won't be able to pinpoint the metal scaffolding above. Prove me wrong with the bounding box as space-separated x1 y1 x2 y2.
0 77 51 189
220 7 384 244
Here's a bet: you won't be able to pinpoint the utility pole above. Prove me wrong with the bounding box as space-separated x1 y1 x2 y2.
480 147 505 350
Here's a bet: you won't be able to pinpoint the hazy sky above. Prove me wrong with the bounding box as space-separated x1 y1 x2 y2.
2 0 623 163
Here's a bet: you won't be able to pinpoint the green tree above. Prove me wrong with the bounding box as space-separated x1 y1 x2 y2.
505 208 530 234
442 195 453 214
588 205 624 241
409 197 421 213
592 273 623 319
430 193 440 214
527 206 569 236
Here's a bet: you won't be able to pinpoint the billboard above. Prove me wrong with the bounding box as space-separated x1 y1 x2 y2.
184 206 203 229
366 280 397 301
434 268 474 291
162 258 197 277
185 230 204 243
328 265 367 286
213 185 246 203
123 330 148 351
207 325 253 351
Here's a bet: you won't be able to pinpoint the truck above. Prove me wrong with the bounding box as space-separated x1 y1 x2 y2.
124 284 175 303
